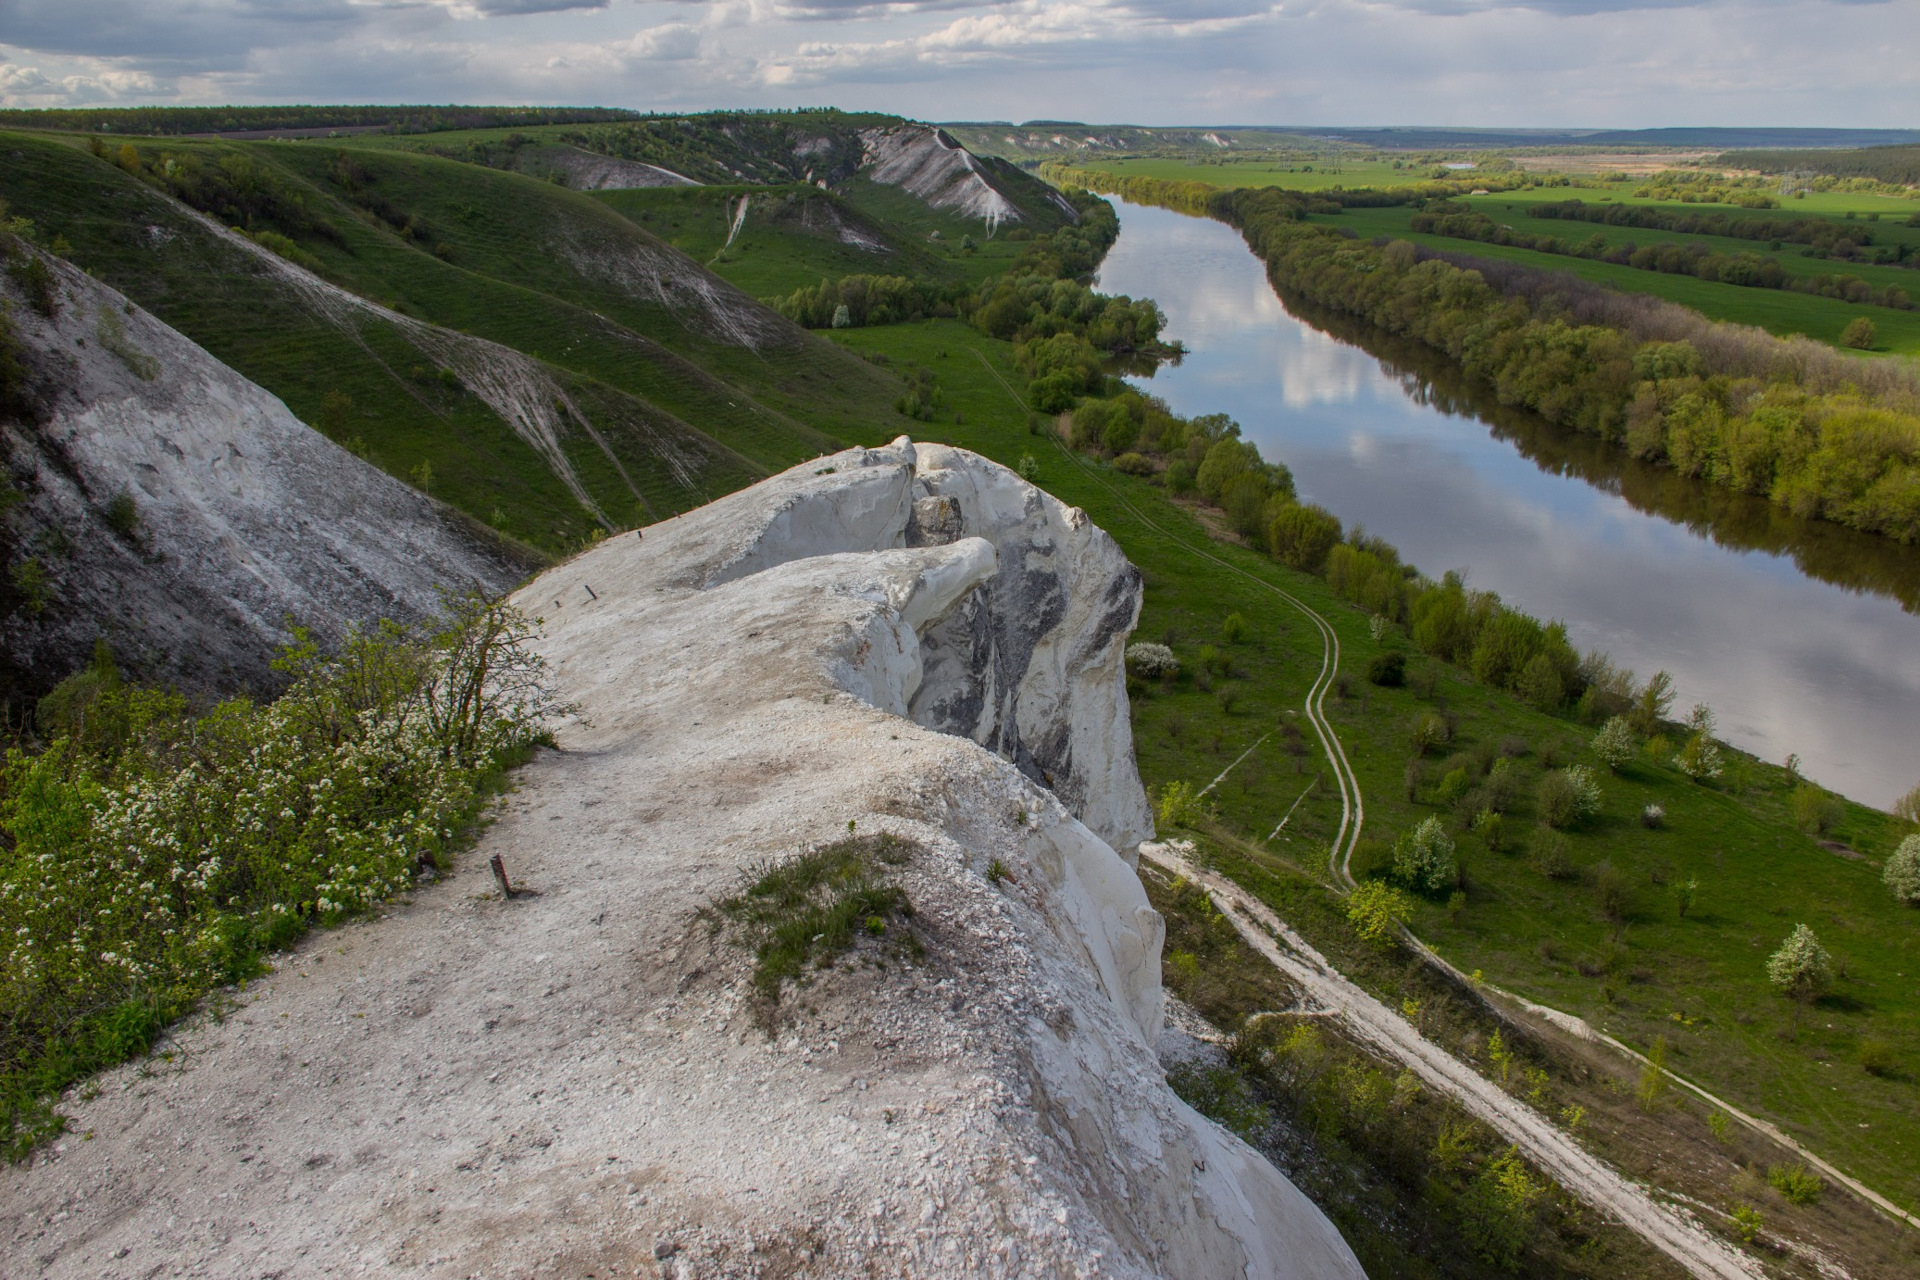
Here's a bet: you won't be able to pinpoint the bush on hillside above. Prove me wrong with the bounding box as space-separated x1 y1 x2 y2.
1884 834 1920 905
0 594 562 1158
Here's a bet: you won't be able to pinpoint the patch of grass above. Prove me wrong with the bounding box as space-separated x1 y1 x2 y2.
712 832 919 1025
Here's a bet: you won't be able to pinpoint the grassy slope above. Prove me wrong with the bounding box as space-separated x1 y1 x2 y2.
0 131 906 550
822 317 1920 1217
1329 204 1920 357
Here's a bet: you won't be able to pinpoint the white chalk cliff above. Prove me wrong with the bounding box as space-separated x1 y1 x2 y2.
2 440 1362 1278
0 248 530 693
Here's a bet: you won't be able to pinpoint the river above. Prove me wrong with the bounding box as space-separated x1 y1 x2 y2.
1094 197 1920 809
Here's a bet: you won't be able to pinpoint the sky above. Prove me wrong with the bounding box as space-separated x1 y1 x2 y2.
0 0 1915 127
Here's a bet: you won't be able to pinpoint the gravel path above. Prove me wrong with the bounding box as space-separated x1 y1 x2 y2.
1140 842 1763 1280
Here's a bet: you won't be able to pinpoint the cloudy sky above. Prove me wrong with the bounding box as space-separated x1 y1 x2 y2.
0 0 1914 126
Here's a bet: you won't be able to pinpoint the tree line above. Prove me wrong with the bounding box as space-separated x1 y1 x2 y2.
1219 185 1920 543
1408 204 1913 311
1 106 636 138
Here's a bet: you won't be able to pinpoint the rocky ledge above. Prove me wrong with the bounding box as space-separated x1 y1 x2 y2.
2 439 1361 1279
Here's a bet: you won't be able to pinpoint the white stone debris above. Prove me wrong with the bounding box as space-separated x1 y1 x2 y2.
2 438 1363 1278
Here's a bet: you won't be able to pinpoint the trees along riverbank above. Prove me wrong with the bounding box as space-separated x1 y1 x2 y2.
1045 165 1920 547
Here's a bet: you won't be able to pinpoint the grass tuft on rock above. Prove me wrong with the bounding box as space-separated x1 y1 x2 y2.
714 832 917 1024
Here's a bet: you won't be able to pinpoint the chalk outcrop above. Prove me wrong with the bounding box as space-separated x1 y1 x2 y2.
860 124 1069 231
2 441 1362 1279
0 248 531 695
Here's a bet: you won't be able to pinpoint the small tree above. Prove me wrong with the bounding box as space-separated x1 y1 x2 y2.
1394 816 1457 893
1537 765 1602 829
1672 731 1722 781
1591 716 1634 772
1670 875 1700 918
830 303 852 329
1884 834 1920 905
1840 316 1877 350
1766 924 1833 1007
1891 779 1920 825
1631 670 1675 734
1346 880 1414 946
1221 611 1248 644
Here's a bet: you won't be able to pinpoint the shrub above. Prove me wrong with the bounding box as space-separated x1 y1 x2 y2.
1394 816 1457 893
1016 453 1040 482
1346 880 1414 945
1885 834 1920 905
1367 650 1406 687
1892 780 1920 825
1458 1146 1542 1270
1528 829 1574 880
1790 784 1839 835
1157 779 1209 828
1124 642 1178 680
1731 1204 1763 1244
1591 716 1634 772
1767 1163 1824 1206
1673 731 1723 781
1859 1037 1896 1077
1112 451 1154 476
0 595 560 1157
1592 861 1633 923
1221 611 1248 644
1537 765 1602 829
1670 875 1699 918
1473 809 1509 853
1410 712 1450 755
1267 501 1343 572
1766 924 1833 1004
1640 803 1665 829
1839 316 1877 349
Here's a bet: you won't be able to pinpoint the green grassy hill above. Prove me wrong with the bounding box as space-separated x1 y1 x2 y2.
0 130 908 552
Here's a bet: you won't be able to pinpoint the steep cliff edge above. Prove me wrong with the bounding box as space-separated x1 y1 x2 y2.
1 440 1361 1278
0 245 532 697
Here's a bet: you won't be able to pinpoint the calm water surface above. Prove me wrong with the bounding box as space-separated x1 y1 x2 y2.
1096 198 1920 808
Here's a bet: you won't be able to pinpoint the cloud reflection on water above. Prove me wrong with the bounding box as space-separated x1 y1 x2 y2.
1096 199 1920 807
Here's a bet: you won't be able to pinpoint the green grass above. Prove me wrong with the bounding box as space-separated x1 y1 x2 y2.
1329 204 1920 356
711 832 919 1026
1086 154 1432 191
588 182 1012 299
825 316 1920 1214
0 130 907 552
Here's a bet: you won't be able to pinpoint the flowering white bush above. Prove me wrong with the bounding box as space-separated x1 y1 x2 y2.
1673 732 1724 781
0 594 561 1157
1885 834 1920 905
1766 924 1833 1003
1591 716 1635 772
1125 642 1179 679
1394 816 1457 893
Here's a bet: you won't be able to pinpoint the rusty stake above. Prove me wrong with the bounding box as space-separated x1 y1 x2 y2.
490 853 514 900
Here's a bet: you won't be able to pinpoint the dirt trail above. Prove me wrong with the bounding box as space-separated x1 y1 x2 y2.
1140 843 1762 1280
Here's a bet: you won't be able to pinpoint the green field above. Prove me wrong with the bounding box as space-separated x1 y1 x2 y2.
1088 153 1428 191
1327 203 1920 356
817 318 1920 1231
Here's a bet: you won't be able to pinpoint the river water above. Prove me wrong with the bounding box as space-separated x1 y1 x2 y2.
1095 198 1920 809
